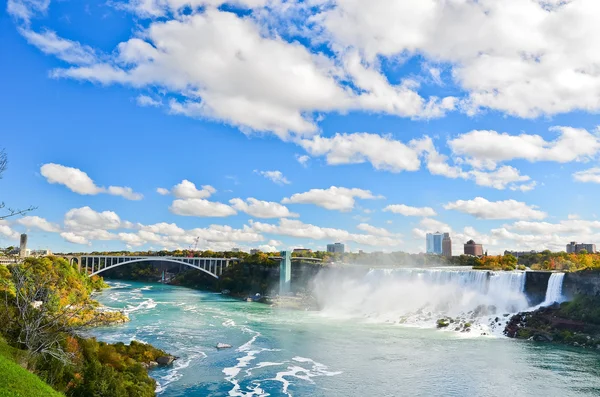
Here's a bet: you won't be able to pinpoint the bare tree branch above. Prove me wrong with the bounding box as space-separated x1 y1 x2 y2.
0 149 6 179
0 149 37 220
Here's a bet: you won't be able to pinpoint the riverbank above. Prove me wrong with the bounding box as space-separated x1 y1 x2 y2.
505 295 600 348
0 257 176 396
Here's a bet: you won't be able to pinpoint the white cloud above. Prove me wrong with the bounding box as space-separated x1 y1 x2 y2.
319 0 600 118
40 163 143 200
299 133 422 172
0 224 20 240
295 154 310 167
444 197 547 220
356 223 392 237
229 198 299 218
250 218 402 247
171 180 216 199
169 198 237 217
7 0 50 24
50 8 451 139
383 204 436 217
573 167 600 184
107 186 144 201
136 94 162 107
17 216 61 232
449 127 600 169
41 163 103 195
140 222 185 236
19 29 96 64
156 187 170 195
60 232 89 245
255 170 291 185
64 206 125 231
282 186 382 212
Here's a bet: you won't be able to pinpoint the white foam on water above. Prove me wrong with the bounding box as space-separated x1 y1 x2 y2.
269 357 343 396
156 350 208 394
124 298 157 314
223 319 236 327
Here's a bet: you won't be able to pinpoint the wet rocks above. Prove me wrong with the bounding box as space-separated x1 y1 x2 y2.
156 355 177 366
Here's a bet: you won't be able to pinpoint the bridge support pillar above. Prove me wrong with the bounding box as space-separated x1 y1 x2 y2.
279 250 291 295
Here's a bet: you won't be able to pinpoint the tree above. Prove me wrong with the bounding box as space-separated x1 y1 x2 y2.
0 148 36 220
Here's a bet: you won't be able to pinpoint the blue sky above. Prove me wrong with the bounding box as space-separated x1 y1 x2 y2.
2 0 600 254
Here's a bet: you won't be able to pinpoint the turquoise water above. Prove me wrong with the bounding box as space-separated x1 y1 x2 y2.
91 281 600 396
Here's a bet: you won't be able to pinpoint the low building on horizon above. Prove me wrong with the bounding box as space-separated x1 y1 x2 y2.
250 249 260 255
293 248 313 254
566 242 597 254
326 243 345 254
464 240 483 257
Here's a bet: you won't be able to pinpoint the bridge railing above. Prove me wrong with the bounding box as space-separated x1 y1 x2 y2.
78 255 240 278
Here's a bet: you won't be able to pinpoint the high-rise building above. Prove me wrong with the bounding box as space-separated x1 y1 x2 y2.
326 243 345 254
464 240 483 256
566 242 596 253
426 232 443 254
442 233 452 257
19 233 28 258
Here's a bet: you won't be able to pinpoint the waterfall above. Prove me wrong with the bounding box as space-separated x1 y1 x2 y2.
542 273 565 306
316 268 530 326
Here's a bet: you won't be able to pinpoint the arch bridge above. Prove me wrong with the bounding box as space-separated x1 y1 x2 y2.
76 255 239 278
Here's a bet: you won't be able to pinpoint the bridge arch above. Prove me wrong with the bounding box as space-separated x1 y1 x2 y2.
88 257 222 279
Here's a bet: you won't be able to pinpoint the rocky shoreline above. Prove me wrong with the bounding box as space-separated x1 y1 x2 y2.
504 297 600 349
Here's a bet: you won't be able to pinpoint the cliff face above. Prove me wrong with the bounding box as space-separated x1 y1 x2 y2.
563 270 600 299
524 271 552 306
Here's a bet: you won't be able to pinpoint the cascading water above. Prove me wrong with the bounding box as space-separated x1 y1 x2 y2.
313 267 530 335
542 273 565 306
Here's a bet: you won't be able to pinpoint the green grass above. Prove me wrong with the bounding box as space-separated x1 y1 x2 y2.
0 338 63 397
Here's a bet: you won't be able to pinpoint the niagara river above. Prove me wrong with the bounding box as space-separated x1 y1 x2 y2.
90 271 600 397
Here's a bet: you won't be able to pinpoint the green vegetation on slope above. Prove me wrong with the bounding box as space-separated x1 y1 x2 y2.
0 337 63 397
0 256 173 396
505 295 600 348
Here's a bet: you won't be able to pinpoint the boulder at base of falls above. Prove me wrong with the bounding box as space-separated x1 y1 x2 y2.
156 355 177 366
216 343 233 349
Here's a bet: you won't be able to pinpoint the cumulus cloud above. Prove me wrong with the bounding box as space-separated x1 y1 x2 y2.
64 206 126 231
250 218 402 246
449 127 600 169
170 180 216 199
169 198 237 217
60 232 89 245
229 198 299 218
319 0 600 118
17 216 61 232
295 154 310 167
299 133 423 172
573 167 600 184
0 224 20 240
48 7 453 139
282 186 382 211
40 163 143 200
356 223 392 237
136 94 162 107
444 197 547 220
383 204 436 217
156 187 170 195
255 170 290 185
